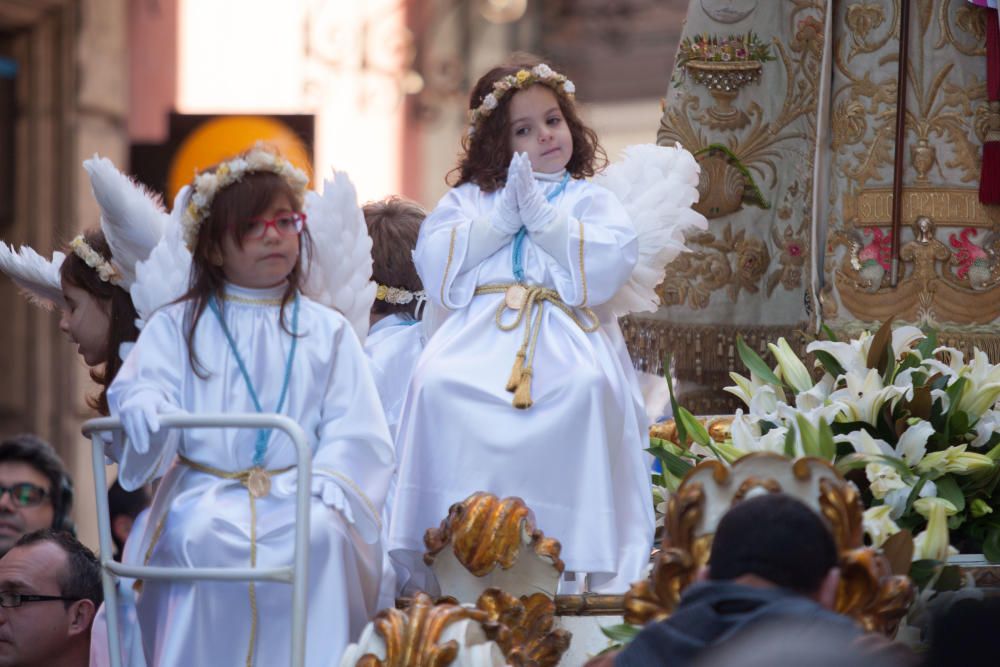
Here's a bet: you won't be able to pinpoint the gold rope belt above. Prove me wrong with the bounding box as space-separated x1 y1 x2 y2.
474 282 599 409
174 455 294 667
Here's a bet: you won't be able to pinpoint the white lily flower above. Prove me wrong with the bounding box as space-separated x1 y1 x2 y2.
866 463 906 499
912 497 959 562
807 336 869 376
731 410 788 454
828 368 905 425
955 349 1000 416
768 338 814 394
890 326 925 359
896 420 934 465
884 478 936 519
863 505 901 548
795 375 835 412
971 409 1000 449
916 445 995 476
836 429 893 456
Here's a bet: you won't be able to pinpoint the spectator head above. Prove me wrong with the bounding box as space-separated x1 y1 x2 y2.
0 529 102 667
708 493 839 606
107 480 150 560
0 435 74 555
363 196 427 321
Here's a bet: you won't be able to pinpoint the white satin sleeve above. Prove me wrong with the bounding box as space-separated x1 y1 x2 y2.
414 184 498 310
311 317 396 543
106 310 183 490
531 184 639 307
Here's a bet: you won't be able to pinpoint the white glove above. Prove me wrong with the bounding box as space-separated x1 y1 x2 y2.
118 391 176 454
312 478 355 525
514 155 558 232
490 153 527 235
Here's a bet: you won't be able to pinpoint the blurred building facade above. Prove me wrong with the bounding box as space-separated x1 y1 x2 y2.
0 0 686 548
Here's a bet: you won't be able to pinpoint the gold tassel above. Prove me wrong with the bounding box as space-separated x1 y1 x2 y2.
513 368 533 409
506 350 526 392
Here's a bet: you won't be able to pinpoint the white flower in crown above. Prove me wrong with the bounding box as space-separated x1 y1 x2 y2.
180 147 309 251
467 63 576 135
70 235 122 285
532 63 554 78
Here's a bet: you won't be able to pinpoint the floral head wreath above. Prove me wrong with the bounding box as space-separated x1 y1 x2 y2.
69 235 123 286
376 283 426 311
468 63 576 136
181 147 310 251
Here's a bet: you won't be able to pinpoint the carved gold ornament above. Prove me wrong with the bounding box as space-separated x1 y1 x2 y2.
424 492 564 602
476 589 571 667
623 453 915 634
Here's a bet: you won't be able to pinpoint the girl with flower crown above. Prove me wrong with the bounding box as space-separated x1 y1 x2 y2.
107 148 394 666
387 56 656 594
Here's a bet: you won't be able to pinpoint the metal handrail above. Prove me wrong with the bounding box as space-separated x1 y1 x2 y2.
83 413 312 667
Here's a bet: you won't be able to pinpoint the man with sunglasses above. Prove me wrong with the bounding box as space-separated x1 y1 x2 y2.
0 529 102 666
0 434 73 556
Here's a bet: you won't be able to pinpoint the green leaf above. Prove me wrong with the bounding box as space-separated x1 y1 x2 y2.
813 350 846 378
934 565 963 592
908 559 938 588
600 623 641 644
784 424 797 458
865 315 896 375
935 475 966 513
736 335 782 386
817 418 836 461
904 475 930 514
677 407 711 448
821 324 840 342
916 329 938 359
835 452 914 479
795 414 820 457
944 377 968 416
948 410 971 438
648 443 694 479
662 353 687 446
984 526 1000 563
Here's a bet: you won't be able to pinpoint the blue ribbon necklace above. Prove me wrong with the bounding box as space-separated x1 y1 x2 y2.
511 171 571 282
208 292 299 471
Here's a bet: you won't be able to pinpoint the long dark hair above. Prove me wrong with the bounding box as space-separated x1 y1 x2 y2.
59 229 140 415
449 54 607 193
179 165 313 377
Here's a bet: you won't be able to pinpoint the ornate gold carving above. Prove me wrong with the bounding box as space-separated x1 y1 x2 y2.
818 477 865 551
657 224 771 309
693 150 748 218
624 454 915 635
836 548 915 636
476 589 571 667
354 592 493 667
831 216 1000 323
684 60 762 130
651 416 734 446
424 492 565 576
846 187 999 228
732 476 782 503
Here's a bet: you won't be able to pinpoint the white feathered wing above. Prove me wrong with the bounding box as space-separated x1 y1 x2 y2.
130 186 193 327
0 243 66 310
302 171 377 341
595 143 707 318
83 155 169 288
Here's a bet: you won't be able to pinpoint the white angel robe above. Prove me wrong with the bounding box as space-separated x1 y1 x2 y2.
388 173 655 593
364 314 427 439
107 283 395 667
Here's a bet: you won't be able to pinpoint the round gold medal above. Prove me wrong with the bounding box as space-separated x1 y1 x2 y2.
246 468 271 498
505 284 528 310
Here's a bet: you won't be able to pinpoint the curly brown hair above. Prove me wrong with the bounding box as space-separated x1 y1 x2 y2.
59 229 140 416
448 54 607 193
178 156 313 377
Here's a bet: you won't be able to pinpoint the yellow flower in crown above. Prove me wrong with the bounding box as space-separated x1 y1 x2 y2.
516 70 531 84
376 284 388 300
216 163 230 179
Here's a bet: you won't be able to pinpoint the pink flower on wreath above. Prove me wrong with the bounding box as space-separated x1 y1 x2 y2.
949 227 988 279
859 227 892 270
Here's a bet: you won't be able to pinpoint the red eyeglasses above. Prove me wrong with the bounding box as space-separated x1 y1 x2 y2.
243 211 307 240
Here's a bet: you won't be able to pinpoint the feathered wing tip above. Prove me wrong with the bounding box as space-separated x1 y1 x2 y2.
0 242 67 310
596 143 709 317
129 185 193 327
83 154 169 288
301 171 376 341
